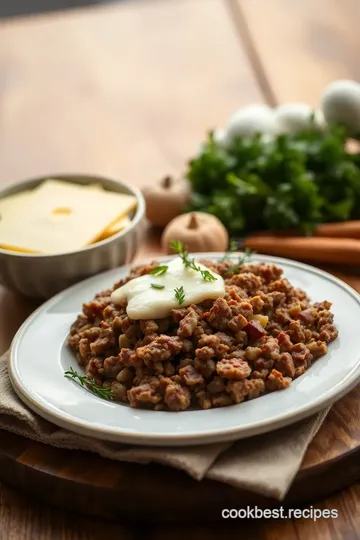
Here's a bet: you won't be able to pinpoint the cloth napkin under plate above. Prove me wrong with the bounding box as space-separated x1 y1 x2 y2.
0 351 329 500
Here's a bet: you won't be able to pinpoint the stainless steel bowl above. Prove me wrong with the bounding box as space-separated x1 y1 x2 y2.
0 174 145 298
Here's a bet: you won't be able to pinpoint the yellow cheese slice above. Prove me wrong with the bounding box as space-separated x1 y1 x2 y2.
107 216 132 234
95 216 131 241
86 182 104 190
35 180 137 243
0 191 38 252
0 244 39 254
34 180 104 194
0 182 102 223
0 191 33 217
0 179 137 254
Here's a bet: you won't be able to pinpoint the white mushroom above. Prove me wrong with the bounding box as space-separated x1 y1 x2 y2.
225 104 278 142
321 79 360 135
212 128 228 148
197 128 228 155
275 102 326 134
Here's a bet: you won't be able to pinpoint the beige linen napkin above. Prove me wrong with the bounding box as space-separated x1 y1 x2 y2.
0 352 329 500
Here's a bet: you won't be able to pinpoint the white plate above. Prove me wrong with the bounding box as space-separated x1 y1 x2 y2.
9 253 360 447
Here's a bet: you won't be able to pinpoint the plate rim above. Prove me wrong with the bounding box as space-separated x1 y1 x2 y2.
8 252 360 446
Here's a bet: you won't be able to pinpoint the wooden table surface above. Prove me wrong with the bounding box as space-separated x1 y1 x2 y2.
0 0 360 537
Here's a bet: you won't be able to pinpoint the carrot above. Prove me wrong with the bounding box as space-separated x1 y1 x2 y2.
248 221 360 239
315 221 360 238
244 235 360 265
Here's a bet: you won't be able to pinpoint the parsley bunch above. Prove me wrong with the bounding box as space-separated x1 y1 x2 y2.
187 124 360 235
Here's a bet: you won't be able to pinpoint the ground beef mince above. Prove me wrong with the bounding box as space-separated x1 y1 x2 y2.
68 260 339 411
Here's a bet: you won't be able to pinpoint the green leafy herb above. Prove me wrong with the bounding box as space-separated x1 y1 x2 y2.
200 269 217 282
151 283 165 290
186 125 360 235
64 367 115 401
219 239 238 261
227 248 253 274
174 285 185 305
170 240 184 254
170 240 217 282
229 239 238 252
149 265 168 276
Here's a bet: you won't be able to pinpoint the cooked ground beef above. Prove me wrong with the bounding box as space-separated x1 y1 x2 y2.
68 260 339 411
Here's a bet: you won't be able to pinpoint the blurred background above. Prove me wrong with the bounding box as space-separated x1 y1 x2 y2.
0 0 120 18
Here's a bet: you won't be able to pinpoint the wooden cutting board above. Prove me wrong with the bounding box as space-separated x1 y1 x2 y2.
0 385 359 522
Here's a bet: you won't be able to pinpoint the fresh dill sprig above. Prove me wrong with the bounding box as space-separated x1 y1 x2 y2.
64 367 115 401
170 240 217 282
174 285 185 305
149 265 168 276
151 283 165 290
227 248 253 274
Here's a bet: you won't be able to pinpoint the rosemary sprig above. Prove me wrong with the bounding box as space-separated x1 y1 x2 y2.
64 367 115 401
149 265 168 276
170 240 217 282
227 248 253 274
174 285 185 305
151 283 165 290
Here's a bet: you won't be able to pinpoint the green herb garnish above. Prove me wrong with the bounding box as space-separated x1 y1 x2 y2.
174 286 185 305
227 248 253 274
170 240 184 254
149 265 168 276
200 269 217 282
219 239 238 262
186 124 360 235
64 367 115 401
151 283 165 290
170 240 217 282
229 239 238 252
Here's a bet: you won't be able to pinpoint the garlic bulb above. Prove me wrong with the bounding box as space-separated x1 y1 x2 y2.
143 176 191 228
275 102 326 134
161 211 228 254
321 79 360 135
226 104 277 142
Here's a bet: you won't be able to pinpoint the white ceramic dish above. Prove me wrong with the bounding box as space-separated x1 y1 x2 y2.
9 253 360 447
0 174 145 299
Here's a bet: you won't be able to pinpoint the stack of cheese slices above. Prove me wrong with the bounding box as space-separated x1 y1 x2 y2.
0 179 137 254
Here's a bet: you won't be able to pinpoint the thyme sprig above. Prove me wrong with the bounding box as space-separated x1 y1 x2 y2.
174 285 185 305
219 239 238 262
170 240 217 282
64 367 115 401
227 247 253 274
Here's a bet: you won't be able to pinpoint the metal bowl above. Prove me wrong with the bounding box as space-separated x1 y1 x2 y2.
0 174 145 298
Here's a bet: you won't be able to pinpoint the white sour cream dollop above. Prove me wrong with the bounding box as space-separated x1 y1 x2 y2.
110 257 225 320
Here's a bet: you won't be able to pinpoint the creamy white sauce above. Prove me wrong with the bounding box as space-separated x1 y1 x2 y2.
110 257 225 320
